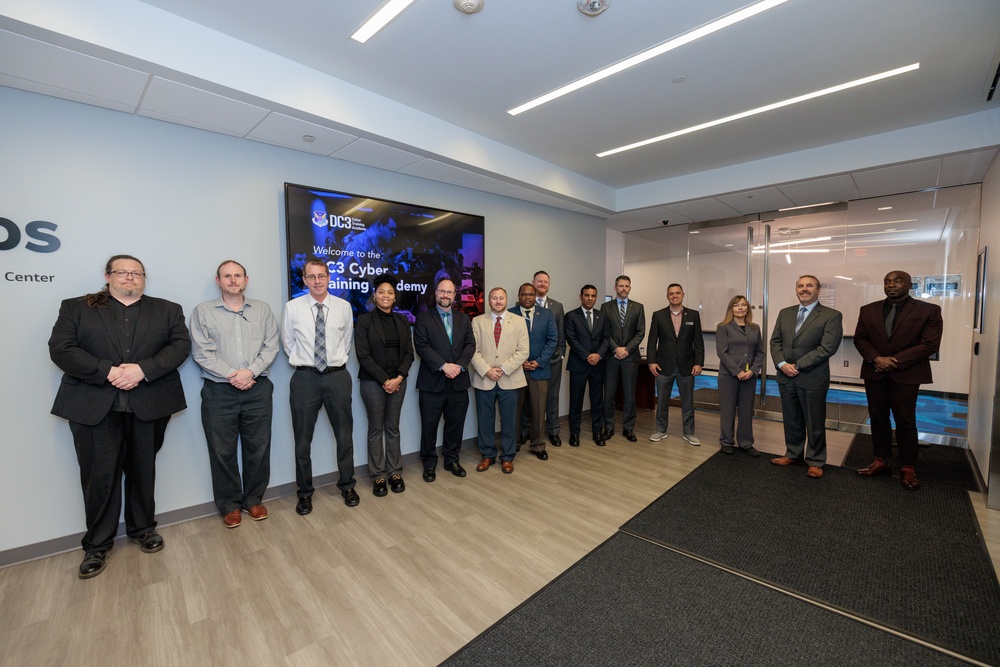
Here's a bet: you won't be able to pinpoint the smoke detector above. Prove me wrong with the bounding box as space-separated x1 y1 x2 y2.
578 0 610 16
454 0 484 14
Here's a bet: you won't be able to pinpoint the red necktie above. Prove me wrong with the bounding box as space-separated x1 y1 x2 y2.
494 316 502 347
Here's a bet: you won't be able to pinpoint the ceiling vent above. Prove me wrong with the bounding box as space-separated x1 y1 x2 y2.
454 0 484 14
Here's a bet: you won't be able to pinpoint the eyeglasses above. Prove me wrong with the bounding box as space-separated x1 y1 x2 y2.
305 274 329 281
436 290 455 295
110 270 145 278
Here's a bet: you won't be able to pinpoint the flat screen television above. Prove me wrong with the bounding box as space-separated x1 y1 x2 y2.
284 182 485 322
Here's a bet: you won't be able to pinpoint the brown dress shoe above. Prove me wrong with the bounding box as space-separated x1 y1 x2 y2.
476 457 495 472
223 509 242 528
806 466 824 479
770 456 797 466
246 505 268 521
901 468 921 490
501 460 514 474
857 460 891 477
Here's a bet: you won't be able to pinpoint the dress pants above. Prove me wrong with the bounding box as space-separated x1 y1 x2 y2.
201 377 273 514
604 357 638 432
418 389 469 468
569 365 605 438
70 410 170 554
865 378 921 467
545 357 563 436
654 372 695 436
777 378 829 467
717 373 756 448
516 377 549 452
475 385 519 461
360 378 407 479
289 368 355 498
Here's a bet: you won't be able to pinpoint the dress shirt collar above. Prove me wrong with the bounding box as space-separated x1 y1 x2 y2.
800 301 818 316
436 306 452 317
491 310 507 324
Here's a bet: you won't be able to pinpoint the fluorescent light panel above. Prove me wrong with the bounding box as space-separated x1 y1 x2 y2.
507 0 791 116
351 0 418 44
598 63 921 157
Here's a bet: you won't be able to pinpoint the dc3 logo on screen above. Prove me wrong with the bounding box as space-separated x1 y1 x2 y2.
0 217 60 253
312 213 361 230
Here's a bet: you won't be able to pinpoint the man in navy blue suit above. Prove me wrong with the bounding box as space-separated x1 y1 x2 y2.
564 284 611 446
509 283 557 460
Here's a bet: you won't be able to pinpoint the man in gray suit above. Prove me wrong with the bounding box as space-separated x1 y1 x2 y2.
600 275 645 442
769 274 843 478
532 270 566 446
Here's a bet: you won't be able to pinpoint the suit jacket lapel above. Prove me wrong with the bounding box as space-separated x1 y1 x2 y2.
97 306 125 359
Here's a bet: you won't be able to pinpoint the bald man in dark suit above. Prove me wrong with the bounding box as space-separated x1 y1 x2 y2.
853 270 942 490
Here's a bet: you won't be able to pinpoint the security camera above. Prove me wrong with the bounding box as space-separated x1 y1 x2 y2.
661 220 670 225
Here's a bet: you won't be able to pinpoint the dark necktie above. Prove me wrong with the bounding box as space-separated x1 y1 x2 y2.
586 310 593 332
619 300 626 328
885 303 898 336
524 309 532 333
314 303 327 371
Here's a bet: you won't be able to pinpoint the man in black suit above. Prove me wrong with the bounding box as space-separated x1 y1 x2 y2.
565 284 610 446
413 278 476 481
600 275 645 442
853 270 942 490
49 255 190 579
647 283 705 445
769 274 843 479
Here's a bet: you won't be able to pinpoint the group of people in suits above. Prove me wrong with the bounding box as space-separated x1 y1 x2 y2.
48 256 941 581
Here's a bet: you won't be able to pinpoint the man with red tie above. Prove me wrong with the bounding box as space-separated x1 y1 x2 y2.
854 270 942 490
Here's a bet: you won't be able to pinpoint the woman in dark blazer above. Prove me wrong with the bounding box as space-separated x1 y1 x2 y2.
715 295 764 455
355 276 414 496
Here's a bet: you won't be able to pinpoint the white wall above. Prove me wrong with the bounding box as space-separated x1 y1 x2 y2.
969 152 1000 487
0 86 608 555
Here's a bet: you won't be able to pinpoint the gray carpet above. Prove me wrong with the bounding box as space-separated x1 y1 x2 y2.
444 533 969 666
621 454 1000 665
842 433 980 491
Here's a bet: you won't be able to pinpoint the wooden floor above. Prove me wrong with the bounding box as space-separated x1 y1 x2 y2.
2 409 998 666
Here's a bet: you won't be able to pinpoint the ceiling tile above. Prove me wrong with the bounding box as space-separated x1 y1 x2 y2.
778 175 861 207
397 159 476 184
938 149 997 187
331 139 423 171
0 29 148 113
246 112 357 156
716 188 796 214
661 199 742 223
137 77 269 136
852 159 942 199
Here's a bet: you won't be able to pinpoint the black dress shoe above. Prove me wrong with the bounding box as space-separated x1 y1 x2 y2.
444 462 467 477
422 468 436 483
129 531 164 553
569 434 580 447
533 450 549 460
601 429 614 441
549 434 562 447
296 496 313 515
517 433 528 445
389 475 405 493
593 435 606 447
373 479 388 497
79 549 109 579
342 488 360 507
623 430 637 442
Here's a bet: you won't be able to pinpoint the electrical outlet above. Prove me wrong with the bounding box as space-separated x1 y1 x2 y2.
843 360 849 367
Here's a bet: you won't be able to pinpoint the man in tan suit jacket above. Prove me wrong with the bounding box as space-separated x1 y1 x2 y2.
470 287 529 473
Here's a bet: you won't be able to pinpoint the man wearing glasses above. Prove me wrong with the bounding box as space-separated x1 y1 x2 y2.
49 255 190 579
413 278 476 481
281 257 359 515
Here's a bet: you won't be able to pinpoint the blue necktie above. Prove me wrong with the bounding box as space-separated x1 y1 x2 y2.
442 311 452 343
795 306 807 333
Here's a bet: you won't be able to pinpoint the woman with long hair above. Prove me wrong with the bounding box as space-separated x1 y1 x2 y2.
715 295 764 455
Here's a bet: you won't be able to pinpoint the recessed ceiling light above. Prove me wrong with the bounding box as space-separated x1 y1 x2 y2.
672 75 687 84
351 0 419 44
302 135 316 143
508 0 791 116
597 63 920 157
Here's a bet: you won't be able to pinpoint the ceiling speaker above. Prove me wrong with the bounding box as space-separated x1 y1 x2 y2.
454 0 484 14
578 0 610 16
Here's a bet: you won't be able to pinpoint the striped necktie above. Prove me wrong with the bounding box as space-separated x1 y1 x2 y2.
314 303 327 371
795 306 807 333
619 300 626 327
494 316 502 347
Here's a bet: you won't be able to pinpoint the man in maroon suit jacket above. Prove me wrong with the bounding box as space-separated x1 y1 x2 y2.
853 270 942 490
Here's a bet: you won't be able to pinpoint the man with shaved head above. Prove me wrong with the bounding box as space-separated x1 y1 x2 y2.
853 270 942 491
